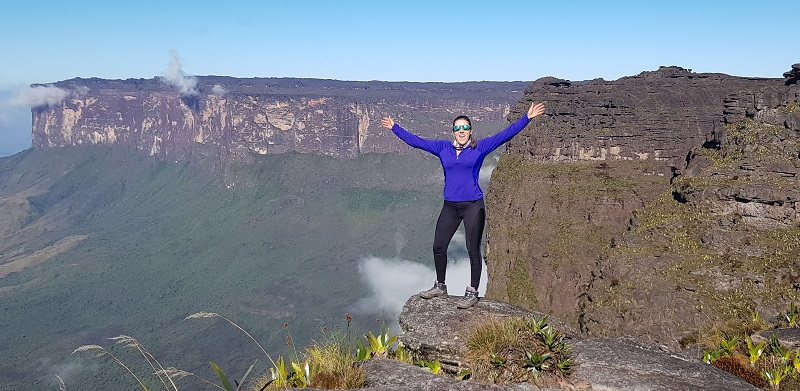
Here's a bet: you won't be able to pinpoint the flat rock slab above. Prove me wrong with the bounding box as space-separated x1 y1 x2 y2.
398 295 578 371
572 337 759 391
752 328 800 349
359 358 556 391
398 295 759 390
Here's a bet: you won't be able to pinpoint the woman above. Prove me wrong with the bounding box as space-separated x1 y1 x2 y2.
381 102 545 309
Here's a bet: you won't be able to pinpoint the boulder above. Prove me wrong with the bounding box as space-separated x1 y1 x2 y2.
572 338 759 390
398 294 578 373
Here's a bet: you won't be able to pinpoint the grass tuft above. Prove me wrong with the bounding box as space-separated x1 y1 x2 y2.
463 316 572 386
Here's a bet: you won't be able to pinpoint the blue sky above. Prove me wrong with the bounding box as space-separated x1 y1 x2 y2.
0 0 796 156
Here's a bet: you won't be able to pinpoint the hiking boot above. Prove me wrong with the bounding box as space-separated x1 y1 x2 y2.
456 288 479 309
419 282 448 299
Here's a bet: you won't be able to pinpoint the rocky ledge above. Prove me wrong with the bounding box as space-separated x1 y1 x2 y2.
338 295 757 391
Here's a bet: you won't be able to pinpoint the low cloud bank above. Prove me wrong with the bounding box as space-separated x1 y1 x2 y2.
6 84 92 109
11 85 70 108
355 249 489 328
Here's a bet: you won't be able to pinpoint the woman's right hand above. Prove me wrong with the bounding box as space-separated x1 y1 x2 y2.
381 116 395 129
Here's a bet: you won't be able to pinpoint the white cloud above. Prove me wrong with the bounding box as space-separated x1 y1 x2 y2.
160 50 198 97
10 85 70 108
354 248 489 331
211 84 227 96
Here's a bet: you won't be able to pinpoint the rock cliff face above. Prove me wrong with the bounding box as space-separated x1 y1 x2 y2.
485 65 800 348
503 66 770 165
31 77 529 162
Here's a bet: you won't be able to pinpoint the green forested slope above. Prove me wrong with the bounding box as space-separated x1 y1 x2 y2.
0 146 441 390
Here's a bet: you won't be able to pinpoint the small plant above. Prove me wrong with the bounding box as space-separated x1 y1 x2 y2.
392 345 413 364
703 348 723 364
355 340 371 362
290 360 313 388
785 302 800 327
746 336 765 366
522 351 550 372
752 310 762 324
719 336 740 355
417 359 442 374
768 334 791 361
763 362 791 390
539 326 565 352
262 356 314 389
556 357 573 376
268 356 291 388
490 353 508 368
529 316 549 334
365 323 397 357
210 360 257 391
793 351 800 375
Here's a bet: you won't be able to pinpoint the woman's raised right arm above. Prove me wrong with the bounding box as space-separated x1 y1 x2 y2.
381 116 441 155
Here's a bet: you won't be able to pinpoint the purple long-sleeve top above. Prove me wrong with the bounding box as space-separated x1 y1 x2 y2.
391 114 532 202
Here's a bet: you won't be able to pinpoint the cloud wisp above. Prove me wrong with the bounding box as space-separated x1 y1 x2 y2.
211 85 227 96
161 50 198 97
10 85 71 108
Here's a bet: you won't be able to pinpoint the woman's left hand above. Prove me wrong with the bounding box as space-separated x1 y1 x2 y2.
527 102 545 119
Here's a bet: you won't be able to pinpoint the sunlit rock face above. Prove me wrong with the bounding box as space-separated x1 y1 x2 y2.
30 77 530 162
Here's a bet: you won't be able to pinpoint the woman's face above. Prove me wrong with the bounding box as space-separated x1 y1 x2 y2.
453 119 472 146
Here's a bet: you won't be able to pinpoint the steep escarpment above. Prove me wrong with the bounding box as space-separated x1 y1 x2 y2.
503 66 771 164
485 65 799 348
31 77 528 162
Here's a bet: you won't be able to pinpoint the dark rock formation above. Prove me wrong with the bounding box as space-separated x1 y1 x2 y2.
672 73 800 227
783 63 800 85
484 65 800 350
30 77 529 162
576 71 800 346
502 66 771 166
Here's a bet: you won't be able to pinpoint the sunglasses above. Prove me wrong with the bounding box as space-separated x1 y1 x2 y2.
453 124 471 131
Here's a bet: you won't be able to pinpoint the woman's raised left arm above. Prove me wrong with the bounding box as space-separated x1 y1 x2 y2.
479 102 545 153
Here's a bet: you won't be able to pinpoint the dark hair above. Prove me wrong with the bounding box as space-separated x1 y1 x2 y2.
452 115 477 148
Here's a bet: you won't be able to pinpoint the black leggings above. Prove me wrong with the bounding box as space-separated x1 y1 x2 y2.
433 199 486 289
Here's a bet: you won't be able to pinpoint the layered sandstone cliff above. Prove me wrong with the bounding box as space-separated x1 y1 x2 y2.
485 65 799 348
503 66 771 165
31 77 529 162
